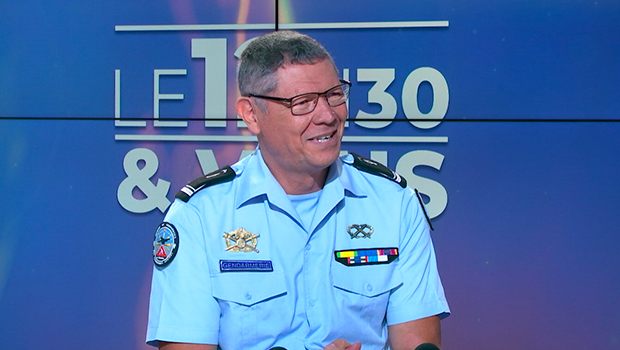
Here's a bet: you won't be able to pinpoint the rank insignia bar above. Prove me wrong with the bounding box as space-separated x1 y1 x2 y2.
334 248 399 266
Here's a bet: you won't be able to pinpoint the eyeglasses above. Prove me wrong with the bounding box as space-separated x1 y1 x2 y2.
247 80 351 116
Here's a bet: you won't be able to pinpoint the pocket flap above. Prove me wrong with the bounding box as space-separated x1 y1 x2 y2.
211 272 287 306
332 263 403 297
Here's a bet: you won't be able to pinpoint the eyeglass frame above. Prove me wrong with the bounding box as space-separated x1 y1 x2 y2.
246 79 352 116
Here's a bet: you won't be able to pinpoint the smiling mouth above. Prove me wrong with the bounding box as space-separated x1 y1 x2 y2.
311 130 338 143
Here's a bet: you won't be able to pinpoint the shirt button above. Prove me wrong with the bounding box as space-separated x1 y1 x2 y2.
245 293 252 301
366 284 373 292
308 300 315 307
305 244 311 251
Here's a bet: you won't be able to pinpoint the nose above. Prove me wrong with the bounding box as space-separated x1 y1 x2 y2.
312 95 345 125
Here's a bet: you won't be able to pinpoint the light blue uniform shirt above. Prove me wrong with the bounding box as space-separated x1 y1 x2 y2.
147 149 449 350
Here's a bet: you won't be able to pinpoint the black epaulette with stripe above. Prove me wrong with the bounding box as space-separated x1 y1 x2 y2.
175 166 236 202
350 152 407 188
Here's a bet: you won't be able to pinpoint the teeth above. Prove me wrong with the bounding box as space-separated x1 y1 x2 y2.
317 135 331 142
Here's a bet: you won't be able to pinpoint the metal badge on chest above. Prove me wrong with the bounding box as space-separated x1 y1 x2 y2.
223 227 260 253
347 224 374 239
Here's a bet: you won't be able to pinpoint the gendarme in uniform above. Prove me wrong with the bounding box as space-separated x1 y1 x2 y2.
147 149 450 350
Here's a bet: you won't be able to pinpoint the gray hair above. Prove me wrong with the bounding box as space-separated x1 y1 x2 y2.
237 31 338 97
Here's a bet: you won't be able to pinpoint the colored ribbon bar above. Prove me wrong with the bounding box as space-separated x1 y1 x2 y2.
334 248 399 266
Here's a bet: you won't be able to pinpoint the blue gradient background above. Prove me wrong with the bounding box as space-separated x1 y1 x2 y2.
1 1 619 349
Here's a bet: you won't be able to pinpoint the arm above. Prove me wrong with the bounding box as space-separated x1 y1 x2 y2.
159 342 218 350
387 315 442 350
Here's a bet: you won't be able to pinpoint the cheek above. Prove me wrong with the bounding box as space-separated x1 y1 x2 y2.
262 119 303 144
257 115 281 136
336 106 348 122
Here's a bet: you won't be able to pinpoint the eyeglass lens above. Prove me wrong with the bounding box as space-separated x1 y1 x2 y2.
290 83 349 115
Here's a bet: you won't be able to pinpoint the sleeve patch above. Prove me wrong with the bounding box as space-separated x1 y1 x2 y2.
153 222 179 267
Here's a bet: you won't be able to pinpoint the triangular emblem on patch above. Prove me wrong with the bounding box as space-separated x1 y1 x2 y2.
156 246 167 258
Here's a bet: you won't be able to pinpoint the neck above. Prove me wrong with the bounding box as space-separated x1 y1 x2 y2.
277 170 328 195
263 160 329 195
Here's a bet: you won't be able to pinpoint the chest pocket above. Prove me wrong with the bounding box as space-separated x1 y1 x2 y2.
332 262 403 296
211 272 288 349
332 262 403 327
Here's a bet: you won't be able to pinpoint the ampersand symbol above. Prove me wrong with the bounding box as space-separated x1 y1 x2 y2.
117 148 171 213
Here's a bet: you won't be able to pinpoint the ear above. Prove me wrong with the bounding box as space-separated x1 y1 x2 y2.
236 97 261 135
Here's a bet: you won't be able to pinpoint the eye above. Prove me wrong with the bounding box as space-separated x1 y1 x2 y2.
330 91 344 99
327 87 345 98
327 91 346 104
292 94 316 107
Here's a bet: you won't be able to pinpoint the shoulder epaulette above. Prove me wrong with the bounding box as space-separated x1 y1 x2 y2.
175 166 236 202
350 152 407 188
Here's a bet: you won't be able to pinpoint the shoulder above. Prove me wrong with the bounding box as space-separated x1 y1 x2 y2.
344 152 407 188
173 150 259 203
175 166 236 203
341 153 434 230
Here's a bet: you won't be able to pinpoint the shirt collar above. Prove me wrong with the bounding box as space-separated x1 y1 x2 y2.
234 147 284 209
333 153 367 198
234 149 368 210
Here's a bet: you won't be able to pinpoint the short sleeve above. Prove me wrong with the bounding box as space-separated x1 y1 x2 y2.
146 199 221 346
386 191 450 325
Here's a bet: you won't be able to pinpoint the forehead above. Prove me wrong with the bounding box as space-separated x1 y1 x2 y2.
274 60 340 96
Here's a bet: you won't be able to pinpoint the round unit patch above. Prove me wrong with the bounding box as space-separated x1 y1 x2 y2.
153 222 179 267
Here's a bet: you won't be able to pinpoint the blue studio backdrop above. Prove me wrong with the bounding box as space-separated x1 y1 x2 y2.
1 1 619 349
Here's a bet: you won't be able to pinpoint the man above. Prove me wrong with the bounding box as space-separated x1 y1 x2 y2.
147 31 449 350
